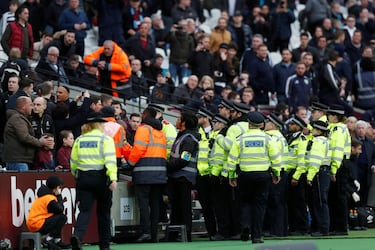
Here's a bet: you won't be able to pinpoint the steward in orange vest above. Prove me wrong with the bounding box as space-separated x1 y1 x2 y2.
126 107 167 242
84 40 131 97
101 106 132 167
26 176 69 248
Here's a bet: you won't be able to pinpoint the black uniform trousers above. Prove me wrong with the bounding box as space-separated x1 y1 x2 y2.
308 166 331 235
238 171 271 240
329 163 350 233
39 214 67 238
212 176 241 238
168 177 193 241
287 170 308 234
135 184 163 241
73 170 112 249
264 170 288 236
196 175 217 237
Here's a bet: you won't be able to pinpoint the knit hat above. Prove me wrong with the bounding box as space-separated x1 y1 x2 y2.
46 176 64 189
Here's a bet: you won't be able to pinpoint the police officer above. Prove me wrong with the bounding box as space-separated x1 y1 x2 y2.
286 115 309 236
327 105 351 235
306 120 331 237
167 111 200 242
263 113 289 237
227 111 281 244
127 107 167 243
70 112 117 250
196 109 216 239
209 114 230 240
216 102 250 239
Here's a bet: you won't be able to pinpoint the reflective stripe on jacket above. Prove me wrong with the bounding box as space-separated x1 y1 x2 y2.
128 124 167 184
169 133 199 184
328 122 351 175
70 129 118 181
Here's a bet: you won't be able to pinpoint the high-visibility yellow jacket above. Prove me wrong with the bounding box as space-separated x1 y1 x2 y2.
227 128 282 179
328 122 351 175
287 132 308 180
216 120 248 177
265 129 289 171
162 119 177 160
306 135 331 181
209 130 225 177
70 129 118 182
197 127 213 176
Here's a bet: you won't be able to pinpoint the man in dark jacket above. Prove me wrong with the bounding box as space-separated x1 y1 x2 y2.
187 35 214 79
168 111 200 242
40 30 76 64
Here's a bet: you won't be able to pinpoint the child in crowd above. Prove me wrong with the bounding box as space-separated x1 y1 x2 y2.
33 134 57 170
27 175 69 249
0 0 19 38
56 130 74 170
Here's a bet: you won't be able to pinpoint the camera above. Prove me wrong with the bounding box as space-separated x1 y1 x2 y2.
280 1 285 7
175 25 183 30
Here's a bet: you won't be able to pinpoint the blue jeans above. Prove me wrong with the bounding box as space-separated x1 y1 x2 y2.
169 63 191 85
6 162 29 171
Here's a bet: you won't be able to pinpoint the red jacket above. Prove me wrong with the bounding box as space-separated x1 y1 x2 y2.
8 21 33 57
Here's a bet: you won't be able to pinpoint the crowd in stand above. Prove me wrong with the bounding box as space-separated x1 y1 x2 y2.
1 0 375 243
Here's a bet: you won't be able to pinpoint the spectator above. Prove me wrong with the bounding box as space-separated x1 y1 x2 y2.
126 59 148 99
30 97 55 139
209 17 231 53
124 21 156 70
285 62 312 113
44 0 68 34
321 18 335 43
165 19 195 85
343 15 357 43
354 57 375 110
58 0 90 57
240 34 264 73
21 0 44 42
240 87 256 110
212 43 236 92
40 30 77 64
65 54 85 86
356 8 375 44
228 10 252 56
248 6 271 46
3 96 54 171
37 81 56 115
292 32 318 63
269 0 295 52
95 0 125 46
89 95 103 113
0 49 27 92
29 32 53 65
33 133 57 170
231 71 250 92
308 26 324 48
247 44 275 105
171 0 198 24
353 120 375 206
150 72 175 104
126 113 141 146
331 1 345 29
172 74 201 105
56 130 74 170
84 40 131 97
80 64 99 90
150 12 168 50
52 91 91 140
316 35 332 64
100 94 113 107
273 49 296 104
187 35 214 79
0 0 19 39
301 52 318 95
218 0 247 18
122 0 145 40
7 77 34 110
345 30 365 65
26 175 68 249
35 46 69 84
304 0 331 35
1 5 33 60
143 53 164 86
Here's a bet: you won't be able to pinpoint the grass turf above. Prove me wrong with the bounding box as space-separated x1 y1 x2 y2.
81 229 375 250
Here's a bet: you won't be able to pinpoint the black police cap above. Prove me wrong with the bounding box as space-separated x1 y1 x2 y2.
327 104 345 115
232 102 250 114
268 113 284 128
248 111 265 125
